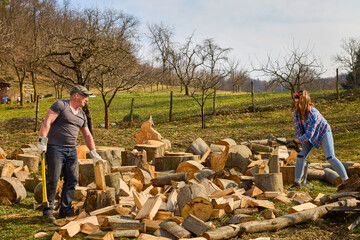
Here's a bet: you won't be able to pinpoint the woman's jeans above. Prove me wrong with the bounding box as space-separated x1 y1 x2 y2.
294 130 348 183
43 145 78 216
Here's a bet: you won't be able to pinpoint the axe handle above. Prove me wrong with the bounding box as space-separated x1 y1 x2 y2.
41 152 49 204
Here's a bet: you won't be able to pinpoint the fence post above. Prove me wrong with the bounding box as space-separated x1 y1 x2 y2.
169 91 173 122
34 94 40 132
336 68 340 100
129 98 135 127
251 80 256 112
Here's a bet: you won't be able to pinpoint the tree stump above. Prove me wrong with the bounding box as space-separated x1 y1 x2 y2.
154 156 194 171
0 176 27 204
135 144 164 162
83 187 116 213
105 172 121 190
79 160 110 186
225 145 251 174
95 146 124 167
177 183 213 221
254 173 283 192
17 154 39 173
268 148 280 173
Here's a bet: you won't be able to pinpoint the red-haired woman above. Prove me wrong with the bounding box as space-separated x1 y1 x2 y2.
289 90 348 189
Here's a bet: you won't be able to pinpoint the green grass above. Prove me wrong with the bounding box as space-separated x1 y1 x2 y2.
0 87 360 239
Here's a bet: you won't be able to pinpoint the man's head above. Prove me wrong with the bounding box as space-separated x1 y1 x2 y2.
70 85 93 107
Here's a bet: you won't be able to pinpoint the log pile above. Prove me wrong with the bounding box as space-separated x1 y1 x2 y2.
2 118 360 239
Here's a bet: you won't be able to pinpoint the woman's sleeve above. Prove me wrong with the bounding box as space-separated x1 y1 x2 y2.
293 113 302 139
298 112 317 143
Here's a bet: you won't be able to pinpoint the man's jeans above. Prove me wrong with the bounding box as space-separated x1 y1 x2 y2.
294 129 348 183
43 145 78 216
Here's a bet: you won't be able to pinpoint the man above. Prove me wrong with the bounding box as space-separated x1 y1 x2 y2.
38 85 103 223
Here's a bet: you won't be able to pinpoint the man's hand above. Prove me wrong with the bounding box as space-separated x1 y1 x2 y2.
89 149 104 165
37 136 48 153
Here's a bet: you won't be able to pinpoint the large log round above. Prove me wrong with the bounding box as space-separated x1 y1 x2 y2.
17 154 39 173
225 145 251 174
254 173 283 192
177 183 213 221
0 177 27 203
83 188 116 213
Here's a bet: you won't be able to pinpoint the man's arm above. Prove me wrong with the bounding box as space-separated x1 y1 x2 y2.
80 126 96 151
39 109 59 138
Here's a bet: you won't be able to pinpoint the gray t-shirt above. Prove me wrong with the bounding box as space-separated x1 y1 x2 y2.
47 100 88 147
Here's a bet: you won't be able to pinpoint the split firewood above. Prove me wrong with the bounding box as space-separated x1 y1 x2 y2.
80 223 100 235
210 209 226 219
0 147 7 159
135 195 163 220
34 232 48 238
213 179 239 190
225 145 251 174
136 116 163 144
94 161 106 190
337 174 360 193
182 214 215 236
216 138 237 147
261 209 276 219
142 219 163 232
176 160 204 177
254 173 283 192
86 231 114 240
227 214 257 224
284 150 297 165
58 221 81 238
210 187 235 199
273 193 292 204
233 208 259 215
210 145 229 172
138 233 172 240
1 161 15 177
113 230 140 238
245 185 263 198
288 202 318 213
111 221 145 232
89 204 130 216
289 192 313 204
186 138 210 159
154 211 175 221
159 220 191 239
51 232 63 240
280 166 295 185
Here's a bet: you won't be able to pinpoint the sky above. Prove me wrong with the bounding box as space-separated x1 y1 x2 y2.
67 0 360 80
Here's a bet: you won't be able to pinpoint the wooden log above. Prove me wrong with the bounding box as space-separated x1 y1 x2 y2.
94 161 107 190
135 195 163 220
17 154 39 173
245 185 263 198
117 178 130 197
324 168 342 186
213 179 239 190
249 143 273 153
111 166 137 173
113 230 139 238
210 209 225 219
210 187 234 199
186 138 210 158
284 150 297 165
1 161 15 177
182 214 215 236
154 156 188 171
204 199 359 240
86 231 114 240
151 172 187 187
135 144 164 162
176 160 204 176
80 223 99 235
24 176 41 192
104 172 121 191
268 148 280 173
96 146 124 167
76 145 89 160
83 188 116 213
13 171 30 183
337 174 360 193
127 149 147 168
227 214 256 224
134 167 152 185
233 208 259 215
225 145 251 174
0 176 27 203
254 173 283 192
89 204 130 216
79 160 110 186
216 138 237 147
138 233 172 240
210 145 229 172
178 183 213 221
160 220 191 239
154 211 174 221
142 219 162 232
307 169 326 181
262 209 276 219
280 166 295 185
111 221 145 232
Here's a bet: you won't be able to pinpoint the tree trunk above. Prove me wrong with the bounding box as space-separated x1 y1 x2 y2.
169 91 173 122
83 103 93 135
336 68 340 100
104 104 109 129
201 105 205 129
129 98 135 127
31 71 38 103
212 88 216 116
251 81 255 112
185 84 189 96
34 95 40 132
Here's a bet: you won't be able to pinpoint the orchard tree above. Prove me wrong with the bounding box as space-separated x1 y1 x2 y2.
335 37 360 89
253 43 325 97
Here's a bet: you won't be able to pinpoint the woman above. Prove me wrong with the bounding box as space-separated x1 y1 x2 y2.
289 90 348 190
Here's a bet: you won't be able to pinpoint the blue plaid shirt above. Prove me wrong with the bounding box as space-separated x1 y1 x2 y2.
293 107 330 148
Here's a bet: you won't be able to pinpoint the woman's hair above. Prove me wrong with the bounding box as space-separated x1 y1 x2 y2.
291 90 314 118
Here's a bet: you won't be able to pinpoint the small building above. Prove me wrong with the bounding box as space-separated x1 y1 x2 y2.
0 82 11 100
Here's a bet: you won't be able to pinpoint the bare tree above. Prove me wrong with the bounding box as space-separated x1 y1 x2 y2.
147 22 174 88
253 43 325 97
335 37 360 88
190 38 232 128
167 34 203 96
229 65 249 93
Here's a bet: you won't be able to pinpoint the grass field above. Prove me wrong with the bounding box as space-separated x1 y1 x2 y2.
0 86 360 239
